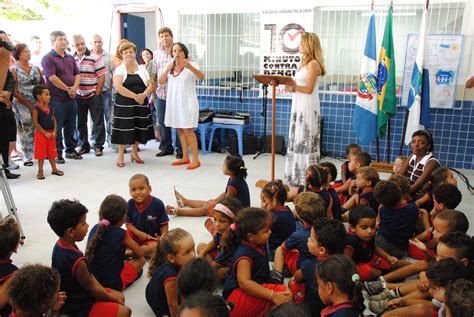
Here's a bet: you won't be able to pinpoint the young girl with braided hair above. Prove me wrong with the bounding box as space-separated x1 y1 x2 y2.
197 197 243 280
317 254 365 317
260 181 296 258
222 208 293 317
168 155 250 217
86 194 146 291
146 228 196 317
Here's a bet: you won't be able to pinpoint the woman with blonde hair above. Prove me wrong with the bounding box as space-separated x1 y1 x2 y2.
284 32 326 185
112 41 154 167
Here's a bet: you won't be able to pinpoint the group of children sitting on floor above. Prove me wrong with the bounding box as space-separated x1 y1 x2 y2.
0 149 472 317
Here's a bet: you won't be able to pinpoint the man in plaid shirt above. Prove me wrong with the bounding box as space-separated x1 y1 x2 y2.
153 27 182 159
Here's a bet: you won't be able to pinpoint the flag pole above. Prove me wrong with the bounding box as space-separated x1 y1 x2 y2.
373 0 380 162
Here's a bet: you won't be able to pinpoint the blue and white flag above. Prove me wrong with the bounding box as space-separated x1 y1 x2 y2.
405 7 431 145
353 11 378 145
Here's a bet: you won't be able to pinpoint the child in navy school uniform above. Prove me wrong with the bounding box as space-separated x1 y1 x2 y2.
271 192 326 284
47 199 131 317
222 208 292 317
344 206 410 282
445 279 474 317
169 155 251 217
290 218 347 315
7 264 66 317
341 144 361 184
317 255 365 317
177 258 216 299
341 166 380 221
415 167 458 212
145 228 196 317
288 164 341 219
31 85 63 180
86 194 146 291
374 180 419 259
197 198 243 280
336 151 372 199
126 174 169 257
260 181 296 259
0 218 20 317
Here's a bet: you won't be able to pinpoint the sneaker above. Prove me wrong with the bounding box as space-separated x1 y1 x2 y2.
65 151 82 160
269 269 284 284
364 280 386 296
56 156 66 164
370 289 400 301
94 148 103 157
7 159 19 170
369 299 391 314
78 147 90 155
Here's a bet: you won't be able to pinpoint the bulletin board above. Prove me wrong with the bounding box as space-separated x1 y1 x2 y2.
401 34 463 109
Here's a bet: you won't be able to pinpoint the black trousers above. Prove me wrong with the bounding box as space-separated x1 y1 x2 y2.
0 106 16 167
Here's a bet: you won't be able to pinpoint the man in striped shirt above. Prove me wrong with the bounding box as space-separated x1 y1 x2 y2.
72 34 106 157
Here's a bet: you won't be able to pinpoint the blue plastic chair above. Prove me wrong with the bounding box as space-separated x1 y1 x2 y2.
171 122 213 155
207 123 250 156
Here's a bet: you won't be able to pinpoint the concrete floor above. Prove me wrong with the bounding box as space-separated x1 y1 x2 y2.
2 141 473 316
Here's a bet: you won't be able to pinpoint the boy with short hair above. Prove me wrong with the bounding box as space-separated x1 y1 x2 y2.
374 180 419 259
31 84 64 180
445 279 474 317
47 199 131 316
271 192 325 284
341 166 380 220
126 174 169 257
291 218 347 315
344 205 409 281
336 151 372 195
341 144 361 184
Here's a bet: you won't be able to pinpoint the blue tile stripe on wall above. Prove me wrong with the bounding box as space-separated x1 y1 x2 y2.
197 90 473 170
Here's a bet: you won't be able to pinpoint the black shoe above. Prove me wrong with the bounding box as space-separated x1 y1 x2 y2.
56 156 66 164
5 170 20 179
94 148 103 157
155 150 174 157
176 152 183 159
78 147 90 155
65 151 83 160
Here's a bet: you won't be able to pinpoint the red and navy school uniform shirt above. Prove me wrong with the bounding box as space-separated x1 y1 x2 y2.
126 196 169 236
359 189 379 214
283 222 312 270
269 206 296 254
297 185 342 220
222 241 270 299
87 225 126 291
226 177 250 208
214 234 236 267
51 240 95 316
301 256 328 316
145 263 179 316
0 259 17 317
379 201 419 250
345 229 375 264
321 302 358 317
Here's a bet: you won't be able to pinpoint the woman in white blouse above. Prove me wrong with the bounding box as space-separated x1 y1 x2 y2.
159 42 204 170
112 42 155 167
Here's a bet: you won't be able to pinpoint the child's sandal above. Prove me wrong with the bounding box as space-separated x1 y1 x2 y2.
166 205 178 216
52 170 64 176
174 187 185 207
37 173 45 180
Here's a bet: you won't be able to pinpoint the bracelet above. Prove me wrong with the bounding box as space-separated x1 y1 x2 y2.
268 290 274 301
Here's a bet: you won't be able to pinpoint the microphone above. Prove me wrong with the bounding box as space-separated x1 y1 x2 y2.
169 57 176 74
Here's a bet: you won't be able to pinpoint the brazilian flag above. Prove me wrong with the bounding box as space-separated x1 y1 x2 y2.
377 5 396 137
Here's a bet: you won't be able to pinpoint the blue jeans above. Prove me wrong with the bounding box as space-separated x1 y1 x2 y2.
50 98 77 156
77 95 105 150
101 91 112 145
156 98 181 152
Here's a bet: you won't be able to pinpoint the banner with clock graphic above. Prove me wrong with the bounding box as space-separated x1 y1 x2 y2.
260 8 313 98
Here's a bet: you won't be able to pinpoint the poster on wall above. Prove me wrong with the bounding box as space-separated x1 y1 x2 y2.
260 8 313 98
401 34 463 109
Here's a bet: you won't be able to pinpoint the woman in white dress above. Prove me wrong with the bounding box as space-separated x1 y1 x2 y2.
284 32 326 185
159 42 204 170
